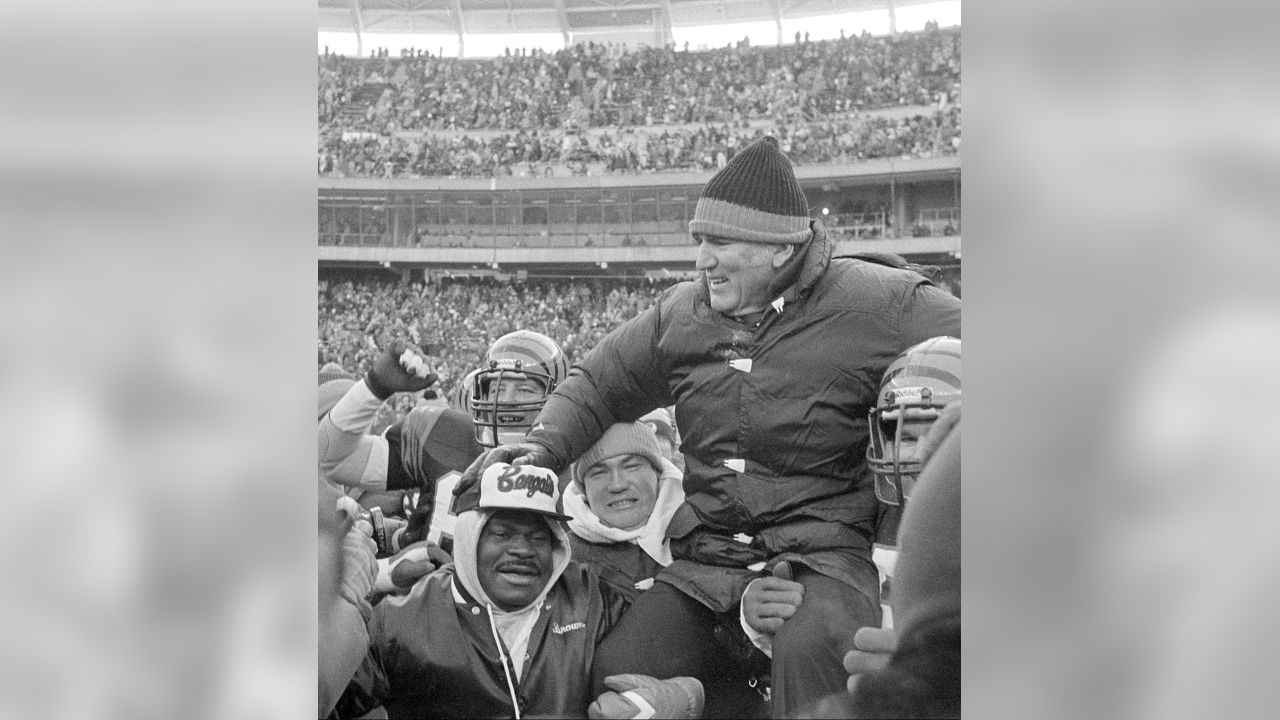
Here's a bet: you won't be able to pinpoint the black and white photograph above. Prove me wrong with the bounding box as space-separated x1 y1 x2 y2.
316 3 962 717
12 1 1280 719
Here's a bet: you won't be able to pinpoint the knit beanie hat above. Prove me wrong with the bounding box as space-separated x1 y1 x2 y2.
572 422 667 484
688 136 813 245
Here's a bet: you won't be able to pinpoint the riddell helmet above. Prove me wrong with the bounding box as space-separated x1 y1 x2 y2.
471 330 569 447
867 336 961 505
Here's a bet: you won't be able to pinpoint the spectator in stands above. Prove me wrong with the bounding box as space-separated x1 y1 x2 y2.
318 27 961 178
456 135 960 717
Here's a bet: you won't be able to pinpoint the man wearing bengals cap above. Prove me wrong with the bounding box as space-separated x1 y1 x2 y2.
459 135 961 717
325 461 706 719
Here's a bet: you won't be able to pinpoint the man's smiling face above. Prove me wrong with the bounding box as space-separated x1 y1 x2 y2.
694 234 792 317
582 454 660 531
476 509 555 611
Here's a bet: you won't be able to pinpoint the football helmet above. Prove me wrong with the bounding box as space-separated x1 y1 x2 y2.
451 368 480 414
867 336 960 505
471 330 569 447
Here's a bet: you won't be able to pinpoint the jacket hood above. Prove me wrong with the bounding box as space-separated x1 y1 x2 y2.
697 219 833 311
562 456 685 566
452 507 572 613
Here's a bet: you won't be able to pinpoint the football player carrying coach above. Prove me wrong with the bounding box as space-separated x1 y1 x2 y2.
459 135 961 718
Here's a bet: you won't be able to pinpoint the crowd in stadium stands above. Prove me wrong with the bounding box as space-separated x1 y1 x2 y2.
317 107 960 179
318 275 674 428
318 26 959 133
318 26 960 178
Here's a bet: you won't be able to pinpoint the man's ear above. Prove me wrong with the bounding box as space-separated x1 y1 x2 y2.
771 243 797 268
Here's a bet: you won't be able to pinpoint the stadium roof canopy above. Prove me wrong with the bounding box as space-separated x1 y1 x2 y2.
319 0 944 48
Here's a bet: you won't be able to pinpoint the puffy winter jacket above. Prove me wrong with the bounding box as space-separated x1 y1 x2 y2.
526 224 960 612
332 562 628 718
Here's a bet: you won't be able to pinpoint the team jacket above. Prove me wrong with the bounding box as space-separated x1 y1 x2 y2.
332 562 628 719
526 222 961 613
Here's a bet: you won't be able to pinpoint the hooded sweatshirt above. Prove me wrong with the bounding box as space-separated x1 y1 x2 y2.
451 508 572 682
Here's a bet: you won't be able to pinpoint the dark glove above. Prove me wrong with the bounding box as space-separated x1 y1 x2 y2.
393 501 434 550
365 339 438 400
588 675 704 719
452 442 560 503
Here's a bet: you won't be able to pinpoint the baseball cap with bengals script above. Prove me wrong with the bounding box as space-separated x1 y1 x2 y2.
471 462 572 522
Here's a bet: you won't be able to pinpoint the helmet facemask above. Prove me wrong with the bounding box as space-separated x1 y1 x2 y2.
867 336 961 506
867 391 945 505
471 361 554 448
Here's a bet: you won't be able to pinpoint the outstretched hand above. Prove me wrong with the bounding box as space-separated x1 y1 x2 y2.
452 442 559 500
588 675 705 719
334 497 378 607
373 540 452 595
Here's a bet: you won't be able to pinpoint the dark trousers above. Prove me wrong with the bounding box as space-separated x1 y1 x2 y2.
591 569 880 719
771 567 880 718
591 580 767 719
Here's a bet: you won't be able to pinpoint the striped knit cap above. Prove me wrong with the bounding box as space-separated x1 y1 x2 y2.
571 422 666 486
689 136 812 245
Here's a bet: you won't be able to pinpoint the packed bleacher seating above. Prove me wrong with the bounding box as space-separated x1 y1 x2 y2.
318 107 959 179
318 26 960 178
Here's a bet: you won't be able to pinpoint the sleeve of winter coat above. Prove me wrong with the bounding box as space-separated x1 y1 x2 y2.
527 299 675 470
327 609 392 720
319 380 391 493
899 281 961 344
592 573 636 648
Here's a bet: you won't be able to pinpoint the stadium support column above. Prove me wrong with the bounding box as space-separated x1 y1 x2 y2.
347 0 365 56
886 0 897 35
658 0 675 47
892 175 908 237
771 0 785 46
553 0 571 48
449 0 467 57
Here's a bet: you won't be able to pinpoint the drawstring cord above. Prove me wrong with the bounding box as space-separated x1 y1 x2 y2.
486 604 522 720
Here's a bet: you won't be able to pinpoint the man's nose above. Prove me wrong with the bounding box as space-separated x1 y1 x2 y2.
695 241 715 270
605 469 628 492
506 538 536 557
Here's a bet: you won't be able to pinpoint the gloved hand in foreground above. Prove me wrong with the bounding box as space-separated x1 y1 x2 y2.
366 338 438 400
335 496 378 609
373 540 453 596
588 674 705 719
